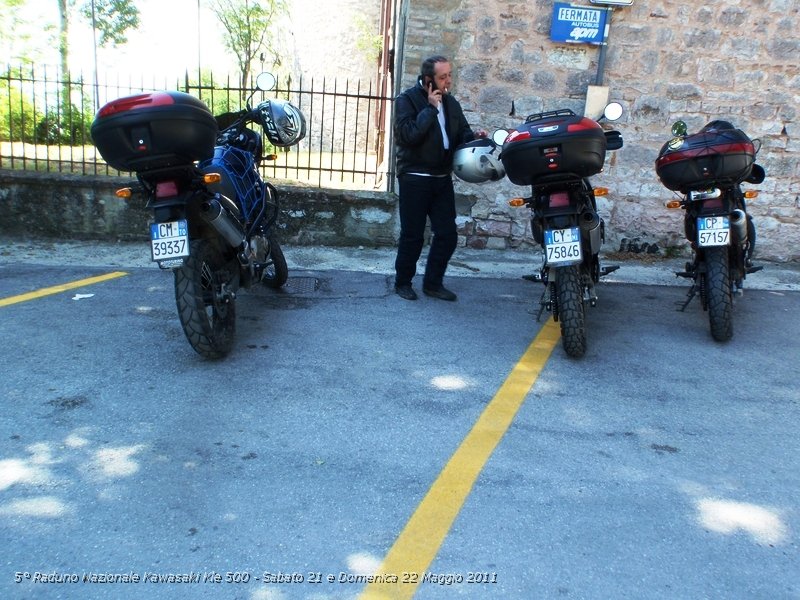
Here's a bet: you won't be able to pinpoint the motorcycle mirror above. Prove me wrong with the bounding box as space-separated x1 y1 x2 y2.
671 120 688 137
492 129 509 146
603 102 623 122
256 72 277 92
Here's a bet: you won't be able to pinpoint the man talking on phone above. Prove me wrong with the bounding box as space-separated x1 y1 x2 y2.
392 55 486 301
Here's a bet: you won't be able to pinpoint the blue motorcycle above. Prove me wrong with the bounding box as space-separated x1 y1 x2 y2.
92 73 306 358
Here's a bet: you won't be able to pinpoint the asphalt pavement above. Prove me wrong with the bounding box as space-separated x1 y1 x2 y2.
1 237 798 600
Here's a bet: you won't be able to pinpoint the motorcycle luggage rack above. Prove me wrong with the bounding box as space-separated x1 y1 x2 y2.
524 108 577 124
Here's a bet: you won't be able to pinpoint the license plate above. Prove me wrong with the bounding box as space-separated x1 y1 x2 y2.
697 216 730 247
150 220 189 262
544 227 582 265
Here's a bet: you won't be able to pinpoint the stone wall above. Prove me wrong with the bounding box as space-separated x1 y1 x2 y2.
0 171 397 248
395 0 800 261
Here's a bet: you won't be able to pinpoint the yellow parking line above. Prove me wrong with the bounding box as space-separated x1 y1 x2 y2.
360 318 561 600
0 271 129 307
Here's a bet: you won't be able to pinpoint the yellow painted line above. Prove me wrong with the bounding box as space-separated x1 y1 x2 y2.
0 272 129 307
360 318 561 600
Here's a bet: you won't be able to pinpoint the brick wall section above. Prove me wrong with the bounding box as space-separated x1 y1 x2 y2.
396 0 799 261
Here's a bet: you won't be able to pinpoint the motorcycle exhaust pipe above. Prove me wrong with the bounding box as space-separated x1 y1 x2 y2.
580 211 603 254
730 209 748 243
200 196 246 249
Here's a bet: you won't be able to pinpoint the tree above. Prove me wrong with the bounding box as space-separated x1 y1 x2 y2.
55 0 141 81
209 0 287 90
79 0 141 47
54 0 140 110
0 0 30 62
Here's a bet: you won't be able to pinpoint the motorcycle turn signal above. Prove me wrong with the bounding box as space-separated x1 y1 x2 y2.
665 200 682 209
115 187 132 199
203 173 222 184
508 197 529 207
592 187 609 197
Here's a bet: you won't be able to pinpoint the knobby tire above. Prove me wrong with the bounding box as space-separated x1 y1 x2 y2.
555 265 587 358
705 246 733 342
261 236 288 289
174 238 236 359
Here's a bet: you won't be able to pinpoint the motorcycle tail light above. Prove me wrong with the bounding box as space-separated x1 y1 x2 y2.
506 130 531 143
703 198 723 209
96 92 175 118
549 192 570 207
156 181 179 198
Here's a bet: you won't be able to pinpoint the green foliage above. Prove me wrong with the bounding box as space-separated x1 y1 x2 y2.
209 0 288 88
183 70 242 115
0 76 37 142
0 70 92 144
79 0 141 47
354 14 382 64
34 102 93 145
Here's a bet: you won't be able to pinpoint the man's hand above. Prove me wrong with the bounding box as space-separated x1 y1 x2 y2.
427 83 442 108
474 129 488 139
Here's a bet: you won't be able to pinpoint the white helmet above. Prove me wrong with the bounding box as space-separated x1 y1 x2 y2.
452 139 506 183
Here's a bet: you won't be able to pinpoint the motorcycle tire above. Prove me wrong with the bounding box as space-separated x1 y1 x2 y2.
174 238 236 359
555 265 587 358
261 235 288 289
704 246 733 342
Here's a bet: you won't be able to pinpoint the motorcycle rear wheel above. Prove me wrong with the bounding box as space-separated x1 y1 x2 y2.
261 235 288 289
174 238 236 359
704 246 733 342
555 265 587 358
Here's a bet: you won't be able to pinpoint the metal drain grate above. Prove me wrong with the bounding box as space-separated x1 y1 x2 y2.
283 276 320 294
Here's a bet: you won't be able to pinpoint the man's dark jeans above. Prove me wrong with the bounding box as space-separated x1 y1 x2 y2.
394 173 458 288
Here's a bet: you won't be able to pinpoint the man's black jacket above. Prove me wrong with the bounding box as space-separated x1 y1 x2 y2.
394 83 475 177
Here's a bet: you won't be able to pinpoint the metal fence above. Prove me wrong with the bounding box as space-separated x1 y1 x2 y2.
0 64 395 191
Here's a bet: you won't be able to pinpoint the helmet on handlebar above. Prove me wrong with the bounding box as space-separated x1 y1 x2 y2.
258 99 307 147
452 138 505 183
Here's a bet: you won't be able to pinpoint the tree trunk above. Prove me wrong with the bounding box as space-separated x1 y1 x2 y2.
57 0 70 110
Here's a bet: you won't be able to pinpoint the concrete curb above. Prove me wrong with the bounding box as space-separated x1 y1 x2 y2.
2 237 799 292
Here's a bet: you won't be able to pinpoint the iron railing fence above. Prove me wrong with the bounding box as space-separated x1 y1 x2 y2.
0 64 395 191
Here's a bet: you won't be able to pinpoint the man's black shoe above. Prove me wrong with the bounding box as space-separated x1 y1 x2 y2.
423 285 457 301
395 284 418 300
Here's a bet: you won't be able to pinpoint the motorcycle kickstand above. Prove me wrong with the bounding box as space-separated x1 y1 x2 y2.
677 284 697 312
535 285 554 322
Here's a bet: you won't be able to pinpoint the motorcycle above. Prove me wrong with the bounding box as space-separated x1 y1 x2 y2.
493 103 624 358
91 73 306 358
655 119 765 342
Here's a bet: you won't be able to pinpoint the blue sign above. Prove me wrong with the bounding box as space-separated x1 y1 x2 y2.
551 2 609 45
